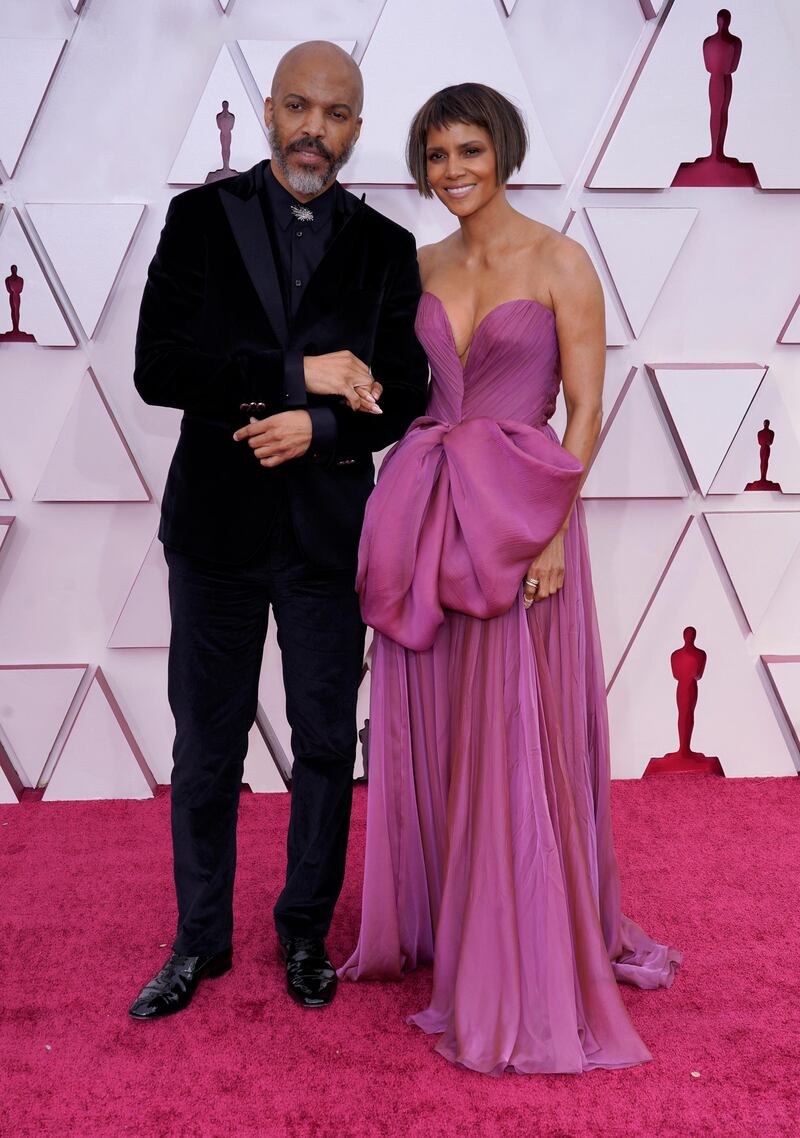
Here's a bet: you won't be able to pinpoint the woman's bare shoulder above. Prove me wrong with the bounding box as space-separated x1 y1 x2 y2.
520 224 599 307
540 226 594 279
417 233 459 287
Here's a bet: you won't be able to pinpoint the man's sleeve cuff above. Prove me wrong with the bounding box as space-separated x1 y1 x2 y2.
283 351 307 408
308 407 338 464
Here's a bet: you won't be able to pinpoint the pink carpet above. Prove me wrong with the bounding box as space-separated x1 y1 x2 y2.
1 776 798 1138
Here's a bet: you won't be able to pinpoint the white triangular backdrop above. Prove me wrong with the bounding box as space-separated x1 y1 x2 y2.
26 203 145 338
346 0 562 185
608 521 797 777
35 371 150 503
0 664 86 786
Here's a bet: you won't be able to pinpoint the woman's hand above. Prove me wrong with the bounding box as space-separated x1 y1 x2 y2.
523 530 567 609
303 351 383 414
353 380 383 413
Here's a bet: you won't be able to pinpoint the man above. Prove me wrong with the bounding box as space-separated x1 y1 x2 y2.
129 42 428 1018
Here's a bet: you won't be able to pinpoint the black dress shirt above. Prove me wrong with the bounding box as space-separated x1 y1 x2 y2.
262 163 338 412
263 162 337 315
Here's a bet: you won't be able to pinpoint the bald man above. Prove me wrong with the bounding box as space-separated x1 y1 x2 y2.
131 42 428 1018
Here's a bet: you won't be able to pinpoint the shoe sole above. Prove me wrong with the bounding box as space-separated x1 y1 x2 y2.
286 988 337 1009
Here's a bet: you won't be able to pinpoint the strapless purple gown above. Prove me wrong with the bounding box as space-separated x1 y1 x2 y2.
340 293 682 1075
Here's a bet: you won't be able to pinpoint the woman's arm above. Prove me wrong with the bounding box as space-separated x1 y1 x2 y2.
524 237 605 606
552 235 606 516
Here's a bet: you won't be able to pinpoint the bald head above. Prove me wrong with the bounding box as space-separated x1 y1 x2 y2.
272 41 364 116
266 41 364 200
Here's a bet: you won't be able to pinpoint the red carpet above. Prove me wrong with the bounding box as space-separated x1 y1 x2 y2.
1 777 798 1138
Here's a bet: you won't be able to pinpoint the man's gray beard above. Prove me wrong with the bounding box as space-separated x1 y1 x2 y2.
268 123 355 195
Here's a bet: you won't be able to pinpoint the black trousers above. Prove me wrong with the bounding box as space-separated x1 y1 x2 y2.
165 505 365 955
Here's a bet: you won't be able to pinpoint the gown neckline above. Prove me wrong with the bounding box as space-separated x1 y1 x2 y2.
421 291 555 371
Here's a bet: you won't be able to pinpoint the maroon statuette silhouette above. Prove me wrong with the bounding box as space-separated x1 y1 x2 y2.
205 100 239 184
644 627 724 776
672 9 758 187
0 265 36 343
744 418 782 492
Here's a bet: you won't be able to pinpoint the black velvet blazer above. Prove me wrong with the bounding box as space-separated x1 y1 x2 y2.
134 160 429 567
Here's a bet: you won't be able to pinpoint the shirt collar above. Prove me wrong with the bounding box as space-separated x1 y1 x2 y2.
264 160 338 231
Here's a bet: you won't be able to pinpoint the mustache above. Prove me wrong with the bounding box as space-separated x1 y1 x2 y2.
286 137 334 162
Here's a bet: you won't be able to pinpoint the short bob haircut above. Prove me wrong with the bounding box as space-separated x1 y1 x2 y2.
406 83 529 198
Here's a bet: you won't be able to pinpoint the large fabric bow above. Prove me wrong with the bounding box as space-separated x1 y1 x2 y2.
357 417 583 651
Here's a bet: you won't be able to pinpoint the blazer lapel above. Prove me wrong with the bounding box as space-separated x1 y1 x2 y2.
219 168 288 346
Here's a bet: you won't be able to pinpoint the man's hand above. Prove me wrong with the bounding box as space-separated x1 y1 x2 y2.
304 351 383 415
233 410 312 468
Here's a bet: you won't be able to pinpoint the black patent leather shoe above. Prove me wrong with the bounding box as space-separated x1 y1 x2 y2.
279 936 337 1009
128 948 232 1020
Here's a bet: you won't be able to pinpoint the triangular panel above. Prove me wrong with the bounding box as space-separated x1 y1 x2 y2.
239 40 357 104
43 669 156 800
763 657 800 758
650 364 765 495
500 0 520 13
0 516 13 561
706 511 800 632
0 40 67 177
583 370 689 498
562 211 629 347
777 296 800 344
346 0 561 185
585 207 697 337
169 46 268 186
709 376 800 495
0 211 75 346
757 545 800 656
243 720 288 793
108 534 170 648
0 664 87 786
0 760 20 804
590 0 800 189
35 370 150 502
608 521 796 777
26 203 145 338
721 2 800 190
584 500 690 683
258 621 293 779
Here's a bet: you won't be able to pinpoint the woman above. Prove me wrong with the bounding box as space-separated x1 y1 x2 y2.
340 83 681 1075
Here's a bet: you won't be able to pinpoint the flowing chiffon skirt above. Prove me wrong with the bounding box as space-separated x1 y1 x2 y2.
340 500 682 1076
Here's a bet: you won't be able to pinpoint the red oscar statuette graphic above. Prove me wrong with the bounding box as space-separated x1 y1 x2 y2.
672 8 759 188
205 100 239 184
0 265 37 343
744 418 782 492
644 626 724 776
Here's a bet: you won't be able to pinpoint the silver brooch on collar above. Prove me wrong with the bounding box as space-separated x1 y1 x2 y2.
290 203 314 223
